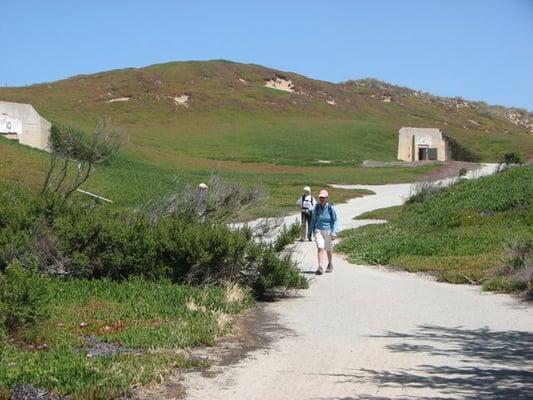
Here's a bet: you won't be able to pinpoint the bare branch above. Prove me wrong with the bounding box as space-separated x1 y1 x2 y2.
42 118 124 200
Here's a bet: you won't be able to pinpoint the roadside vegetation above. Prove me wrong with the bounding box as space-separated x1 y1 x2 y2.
0 122 306 399
0 270 251 399
338 165 533 295
354 205 404 221
0 135 427 217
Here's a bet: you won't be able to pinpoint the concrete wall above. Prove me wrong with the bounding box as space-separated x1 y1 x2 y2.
0 100 51 151
397 127 451 162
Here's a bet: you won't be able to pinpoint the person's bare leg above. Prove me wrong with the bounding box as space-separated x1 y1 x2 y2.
316 248 325 274
326 250 334 272
300 213 306 241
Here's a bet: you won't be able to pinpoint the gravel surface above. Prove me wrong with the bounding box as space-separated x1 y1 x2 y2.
83 335 137 358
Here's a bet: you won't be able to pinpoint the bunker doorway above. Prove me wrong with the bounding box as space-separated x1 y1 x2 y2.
418 147 438 161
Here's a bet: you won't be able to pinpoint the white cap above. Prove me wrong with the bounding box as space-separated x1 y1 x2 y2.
303 186 311 192
198 183 208 189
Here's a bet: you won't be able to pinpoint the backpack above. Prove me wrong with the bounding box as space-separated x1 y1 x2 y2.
301 195 315 214
316 203 334 221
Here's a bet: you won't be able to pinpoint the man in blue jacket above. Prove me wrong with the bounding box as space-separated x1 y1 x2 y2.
310 189 339 275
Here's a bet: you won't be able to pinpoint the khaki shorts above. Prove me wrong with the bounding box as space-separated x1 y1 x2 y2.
315 229 334 251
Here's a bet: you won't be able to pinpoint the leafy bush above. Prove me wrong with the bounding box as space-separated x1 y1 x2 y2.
145 172 266 223
0 262 49 334
254 248 307 295
0 180 306 297
273 221 300 252
502 152 524 165
406 181 444 204
484 238 532 294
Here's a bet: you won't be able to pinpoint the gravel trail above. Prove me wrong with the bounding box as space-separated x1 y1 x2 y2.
179 164 533 399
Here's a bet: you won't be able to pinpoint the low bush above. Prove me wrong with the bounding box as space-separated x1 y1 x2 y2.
406 180 445 204
0 262 49 334
484 238 532 295
502 152 524 165
273 221 301 252
0 180 306 297
144 172 266 223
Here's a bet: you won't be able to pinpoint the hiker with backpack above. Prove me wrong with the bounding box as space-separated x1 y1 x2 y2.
310 190 338 275
296 186 316 241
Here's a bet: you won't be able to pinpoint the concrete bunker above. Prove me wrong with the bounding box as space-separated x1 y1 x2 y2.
397 127 451 162
0 100 51 151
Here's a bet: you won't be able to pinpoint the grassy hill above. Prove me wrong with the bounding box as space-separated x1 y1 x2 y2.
337 166 533 293
1 60 531 212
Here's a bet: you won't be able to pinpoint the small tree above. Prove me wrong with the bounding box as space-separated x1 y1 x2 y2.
144 172 266 223
42 118 123 200
502 152 524 165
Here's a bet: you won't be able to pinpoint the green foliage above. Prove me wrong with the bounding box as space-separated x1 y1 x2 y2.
502 151 524 165
406 181 444 204
0 181 306 297
273 221 301 252
483 238 532 294
338 166 533 290
0 263 49 334
254 248 307 295
49 123 89 160
0 277 251 398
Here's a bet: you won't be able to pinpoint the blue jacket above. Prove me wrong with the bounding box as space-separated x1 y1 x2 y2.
310 203 338 235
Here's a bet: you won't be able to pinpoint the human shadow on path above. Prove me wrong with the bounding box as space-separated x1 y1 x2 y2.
315 325 533 400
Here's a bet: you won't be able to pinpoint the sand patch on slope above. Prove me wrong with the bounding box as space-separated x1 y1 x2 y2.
265 77 294 93
106 97 131 103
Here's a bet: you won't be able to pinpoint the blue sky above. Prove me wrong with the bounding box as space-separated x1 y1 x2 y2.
1 0 532 109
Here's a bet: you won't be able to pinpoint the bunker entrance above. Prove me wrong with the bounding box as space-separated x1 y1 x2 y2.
418 147 438 161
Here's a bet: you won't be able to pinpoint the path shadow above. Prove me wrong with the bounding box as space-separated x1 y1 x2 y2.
316 325 533 400
371 324 533 366
302 270 320 275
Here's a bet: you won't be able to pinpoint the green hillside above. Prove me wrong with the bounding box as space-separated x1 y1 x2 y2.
1 60 531 212
338 166 533 293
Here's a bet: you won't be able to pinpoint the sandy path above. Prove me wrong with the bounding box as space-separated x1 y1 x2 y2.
180 164 533 400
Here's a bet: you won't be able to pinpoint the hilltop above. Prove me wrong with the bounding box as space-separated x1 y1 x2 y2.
0 60 531 211
1 60 531 163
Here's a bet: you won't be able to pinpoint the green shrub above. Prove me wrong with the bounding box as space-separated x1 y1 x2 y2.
502 152 524 165
0 262 49 333
0 181 306 297
254 247 307 295
483 238 532 294
273 221 300 252
406 181 444 204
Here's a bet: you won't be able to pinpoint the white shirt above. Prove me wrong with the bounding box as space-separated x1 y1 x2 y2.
296 194 316 211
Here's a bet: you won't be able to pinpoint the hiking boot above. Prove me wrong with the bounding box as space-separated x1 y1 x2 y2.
326 263 333 273
315 266 324 275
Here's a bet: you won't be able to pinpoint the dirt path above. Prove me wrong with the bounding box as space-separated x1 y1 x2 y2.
148 164 533 399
